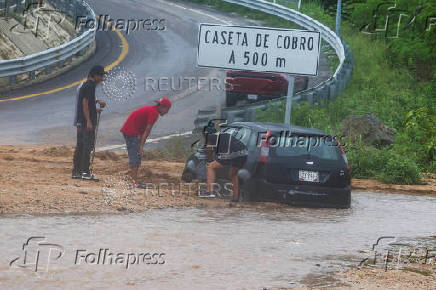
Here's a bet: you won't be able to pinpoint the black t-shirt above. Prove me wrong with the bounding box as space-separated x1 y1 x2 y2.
205 132 247 161
77 80 97 126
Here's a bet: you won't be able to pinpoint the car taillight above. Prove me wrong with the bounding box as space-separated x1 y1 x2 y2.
336 138 350 170
259 130 271 163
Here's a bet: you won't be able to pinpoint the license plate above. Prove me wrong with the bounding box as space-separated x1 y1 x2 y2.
299 170 319 182
247 94 258 100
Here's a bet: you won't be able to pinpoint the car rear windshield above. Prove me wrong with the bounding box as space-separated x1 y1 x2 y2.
271 134 341 161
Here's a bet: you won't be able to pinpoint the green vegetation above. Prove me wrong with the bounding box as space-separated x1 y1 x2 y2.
183 0 435 184
143 136 194 162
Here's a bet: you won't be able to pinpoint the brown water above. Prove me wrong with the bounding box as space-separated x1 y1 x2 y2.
1 192 435 289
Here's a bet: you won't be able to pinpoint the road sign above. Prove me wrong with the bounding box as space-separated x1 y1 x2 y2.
197 24 321 76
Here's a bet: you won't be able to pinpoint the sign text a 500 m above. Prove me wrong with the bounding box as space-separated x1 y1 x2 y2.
197 24 321 76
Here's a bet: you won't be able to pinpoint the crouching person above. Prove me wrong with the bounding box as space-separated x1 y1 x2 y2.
201 126 248 202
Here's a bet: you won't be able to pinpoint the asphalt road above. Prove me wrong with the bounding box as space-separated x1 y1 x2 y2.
0 0 331 146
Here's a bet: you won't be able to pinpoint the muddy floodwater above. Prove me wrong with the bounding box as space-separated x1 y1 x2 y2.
1 192 435 289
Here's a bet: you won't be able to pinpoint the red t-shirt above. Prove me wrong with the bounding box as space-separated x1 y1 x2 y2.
120 105 159 136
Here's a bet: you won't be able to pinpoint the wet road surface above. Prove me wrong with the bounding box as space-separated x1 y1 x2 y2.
1 192 435 289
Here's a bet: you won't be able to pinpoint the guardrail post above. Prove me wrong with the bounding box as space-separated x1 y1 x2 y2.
29 71 35 80
329 80 337 100
72 2 78 22
9 75 17 85
306 92 314 105
313 88 323 106
245 107 256 121
44 64 51 75
225 111 235 123
16 0 22 12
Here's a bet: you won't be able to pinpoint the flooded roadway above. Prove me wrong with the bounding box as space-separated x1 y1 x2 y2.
1 192 435 289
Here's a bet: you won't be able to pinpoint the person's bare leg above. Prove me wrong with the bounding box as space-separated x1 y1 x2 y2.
207 161 223 192
230 167 239 201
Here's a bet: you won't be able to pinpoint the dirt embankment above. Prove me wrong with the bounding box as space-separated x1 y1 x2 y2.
352 177 436 196
0 145 232 215
0 145 435 215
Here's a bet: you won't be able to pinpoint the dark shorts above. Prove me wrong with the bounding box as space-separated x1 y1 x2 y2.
216 156 247 168
123 133 141 168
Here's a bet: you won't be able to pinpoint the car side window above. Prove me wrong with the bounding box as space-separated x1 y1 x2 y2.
234 128 251 146
221 127 251 146
222 127 237 135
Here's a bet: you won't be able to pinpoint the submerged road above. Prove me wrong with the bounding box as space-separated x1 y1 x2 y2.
1 192 435 288
0 0 331 146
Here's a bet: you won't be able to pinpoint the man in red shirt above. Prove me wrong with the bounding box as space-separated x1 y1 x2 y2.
120 97 172 186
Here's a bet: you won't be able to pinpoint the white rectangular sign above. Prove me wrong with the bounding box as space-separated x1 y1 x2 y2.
197 24 321 76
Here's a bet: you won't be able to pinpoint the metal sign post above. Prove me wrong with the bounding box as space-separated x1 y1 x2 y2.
284 76 295 125
336 0 342 35
215 71 223 129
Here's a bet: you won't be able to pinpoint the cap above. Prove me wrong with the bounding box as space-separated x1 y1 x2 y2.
155 97 172 108
89 65 106 76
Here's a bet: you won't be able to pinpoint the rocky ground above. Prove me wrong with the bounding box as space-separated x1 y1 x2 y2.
0 145 235 215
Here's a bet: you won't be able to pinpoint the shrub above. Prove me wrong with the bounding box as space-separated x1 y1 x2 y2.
344 138 421 184
428 161 436 174
345 141 386 179
379 154 421 185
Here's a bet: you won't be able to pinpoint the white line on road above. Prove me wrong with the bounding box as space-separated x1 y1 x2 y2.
157 0 233 25
96 130 193 152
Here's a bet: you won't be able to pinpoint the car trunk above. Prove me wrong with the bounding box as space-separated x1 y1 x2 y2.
265 135 349 188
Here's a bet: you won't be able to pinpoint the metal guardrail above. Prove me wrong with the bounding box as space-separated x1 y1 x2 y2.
0 0 96 83
194 0 353 130
0 0 26 13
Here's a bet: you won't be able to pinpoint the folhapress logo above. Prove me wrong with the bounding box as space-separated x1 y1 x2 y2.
9 236 65 272
360 1 436 38
75 249 166 269
9 2 66 39
9 237 166 272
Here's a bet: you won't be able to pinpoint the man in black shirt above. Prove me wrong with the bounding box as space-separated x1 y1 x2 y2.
72 65 106 180
201 127 248 202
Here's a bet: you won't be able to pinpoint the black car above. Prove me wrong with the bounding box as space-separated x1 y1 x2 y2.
182 122 351 208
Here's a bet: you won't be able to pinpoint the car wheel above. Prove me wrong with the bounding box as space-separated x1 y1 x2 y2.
181 170 193 182
238 187 251 202
182 155 201 182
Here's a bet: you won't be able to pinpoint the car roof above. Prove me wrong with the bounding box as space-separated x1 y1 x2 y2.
227 122 330 136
